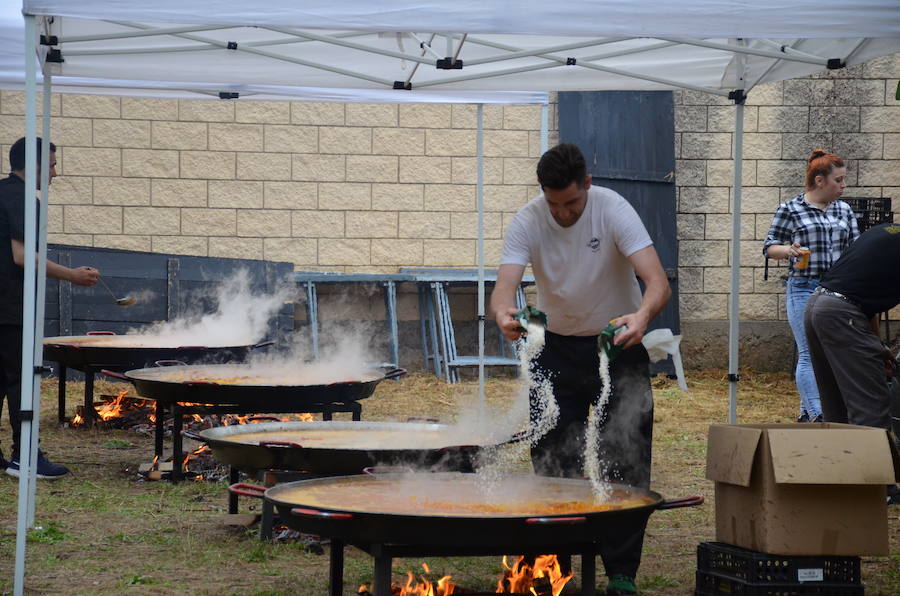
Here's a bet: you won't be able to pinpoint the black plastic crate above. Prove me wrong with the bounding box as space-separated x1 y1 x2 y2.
843 197 891 213
696 570 865 595
854 210 894 233
697 542 861 585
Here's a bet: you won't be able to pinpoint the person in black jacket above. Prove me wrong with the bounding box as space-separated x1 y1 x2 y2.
803 221 900 430
0 136 99 478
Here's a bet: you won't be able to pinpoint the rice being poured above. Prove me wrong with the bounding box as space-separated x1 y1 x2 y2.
584 349 612 500
473 319 553 499
521 321 557 444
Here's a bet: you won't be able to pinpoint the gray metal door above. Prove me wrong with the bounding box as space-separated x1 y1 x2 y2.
559 91 680 372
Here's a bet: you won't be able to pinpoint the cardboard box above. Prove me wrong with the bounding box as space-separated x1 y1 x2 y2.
706 423 899 556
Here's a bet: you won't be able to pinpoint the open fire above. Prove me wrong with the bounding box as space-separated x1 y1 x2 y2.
71 388 313 478
358 555 572 596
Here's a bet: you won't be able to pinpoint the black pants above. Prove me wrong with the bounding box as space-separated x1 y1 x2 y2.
804 292 891 429
0 324 24 457
529 331 653 579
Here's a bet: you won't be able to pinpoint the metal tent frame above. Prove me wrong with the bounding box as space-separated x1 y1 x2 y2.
8 2 900 593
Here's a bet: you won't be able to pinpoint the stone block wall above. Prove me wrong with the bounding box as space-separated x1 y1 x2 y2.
0 95 549 271
673 53 899 367
674 57 898 328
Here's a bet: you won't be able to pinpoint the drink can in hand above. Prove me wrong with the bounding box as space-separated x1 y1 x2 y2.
795 247 810 270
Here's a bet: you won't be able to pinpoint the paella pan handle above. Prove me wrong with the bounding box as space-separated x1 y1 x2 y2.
259 440 304 449
100 369 128 381
439 445 477 453
247 415 281 423
183 430 204 442
382 367 408 380
290 507 353 521
252 341 275 350
525 516 587 525
228 483 267 499
363 465 415 476
500 430 531 446
657 495 704 510
87 330 117 335
154 360 188 367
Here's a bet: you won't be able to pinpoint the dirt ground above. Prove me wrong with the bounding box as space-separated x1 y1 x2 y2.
0 370 897 595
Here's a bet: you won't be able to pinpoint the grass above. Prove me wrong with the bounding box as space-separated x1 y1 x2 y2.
0 370 897 595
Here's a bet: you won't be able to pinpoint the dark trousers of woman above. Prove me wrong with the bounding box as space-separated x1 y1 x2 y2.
529 331 654 580
0 324 24 458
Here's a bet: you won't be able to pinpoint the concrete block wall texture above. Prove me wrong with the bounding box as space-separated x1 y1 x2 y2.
0 96 546 266
673 53 900 331
1 54 898 352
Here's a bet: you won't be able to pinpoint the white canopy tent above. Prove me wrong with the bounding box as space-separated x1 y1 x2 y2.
4 2 899 593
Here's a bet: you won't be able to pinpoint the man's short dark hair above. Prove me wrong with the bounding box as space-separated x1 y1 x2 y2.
536 143 587 190
9 136 56 172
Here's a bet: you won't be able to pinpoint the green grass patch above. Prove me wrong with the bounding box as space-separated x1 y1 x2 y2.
27 522 67 544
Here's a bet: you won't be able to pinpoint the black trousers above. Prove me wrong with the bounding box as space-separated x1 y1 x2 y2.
804 292 892 429
529 331 653 579
0 324 24 457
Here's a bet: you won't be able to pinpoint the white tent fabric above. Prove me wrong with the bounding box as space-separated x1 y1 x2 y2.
5 2 900 595
21 0 900 38
3 1 899 98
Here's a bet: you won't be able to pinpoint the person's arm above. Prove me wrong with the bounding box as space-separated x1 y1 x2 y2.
763 203 797 260
613 245 671 349
11 239 99 286
766 242 802 260
490 263 526 341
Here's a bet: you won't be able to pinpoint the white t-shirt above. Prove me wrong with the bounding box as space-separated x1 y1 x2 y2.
501 185 653 336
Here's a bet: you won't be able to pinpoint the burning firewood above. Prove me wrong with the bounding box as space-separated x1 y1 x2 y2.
71 388 314 481
356 556 568 596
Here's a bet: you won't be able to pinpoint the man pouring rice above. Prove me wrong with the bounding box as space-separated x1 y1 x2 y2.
490 143 671 596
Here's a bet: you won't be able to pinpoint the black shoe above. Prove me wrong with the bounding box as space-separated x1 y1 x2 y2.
797 412 810 423
6 450 70 479
812 414 824 423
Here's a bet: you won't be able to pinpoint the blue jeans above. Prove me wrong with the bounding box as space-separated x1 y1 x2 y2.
786 277 821 418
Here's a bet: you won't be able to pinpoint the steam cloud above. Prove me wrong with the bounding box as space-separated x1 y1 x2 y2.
129 269 292 347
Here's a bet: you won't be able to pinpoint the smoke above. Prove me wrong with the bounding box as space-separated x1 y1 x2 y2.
240 318 379 384
129 269 292 347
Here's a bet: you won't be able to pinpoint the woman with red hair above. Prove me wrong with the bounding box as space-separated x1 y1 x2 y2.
763 149 859 422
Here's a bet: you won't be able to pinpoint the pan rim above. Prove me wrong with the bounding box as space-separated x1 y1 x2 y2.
265 472 664 519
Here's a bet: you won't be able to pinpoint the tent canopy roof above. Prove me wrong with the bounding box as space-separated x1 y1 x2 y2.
23 0 900 38
2 1 898 103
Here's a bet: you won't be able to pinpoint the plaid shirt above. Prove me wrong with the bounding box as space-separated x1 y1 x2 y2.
763 194 859 278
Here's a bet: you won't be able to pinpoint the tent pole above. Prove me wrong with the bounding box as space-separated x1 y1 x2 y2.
476 104 485 406
727 40 747 425
14 14 39 596
26 69 53 526
540 103 549 153
728 101 744 424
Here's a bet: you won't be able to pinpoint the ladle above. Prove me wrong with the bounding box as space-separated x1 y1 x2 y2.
97 277 136 307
